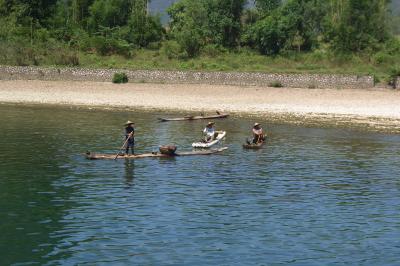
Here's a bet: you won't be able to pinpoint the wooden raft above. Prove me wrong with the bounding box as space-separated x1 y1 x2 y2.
85 147 228 160
158 113 229 122
243 142 265 149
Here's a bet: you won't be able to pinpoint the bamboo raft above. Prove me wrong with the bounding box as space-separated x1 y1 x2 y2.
85 147 228 160
158 112 229 122
243 141 265 149
192 131 226 148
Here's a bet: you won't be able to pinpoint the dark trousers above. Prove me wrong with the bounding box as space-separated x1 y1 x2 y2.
253 134 265 144
126 139 135 154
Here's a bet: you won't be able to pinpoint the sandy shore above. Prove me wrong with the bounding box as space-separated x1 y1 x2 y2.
1 80 400 132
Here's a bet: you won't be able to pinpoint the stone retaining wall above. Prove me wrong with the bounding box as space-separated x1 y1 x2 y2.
0 66 375 89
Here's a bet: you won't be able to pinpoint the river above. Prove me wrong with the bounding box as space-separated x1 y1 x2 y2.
0 104 399 265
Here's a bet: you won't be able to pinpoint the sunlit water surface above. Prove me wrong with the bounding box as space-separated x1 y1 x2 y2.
0 104 399 265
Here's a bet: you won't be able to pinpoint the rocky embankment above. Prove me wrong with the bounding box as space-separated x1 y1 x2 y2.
0 66 377 89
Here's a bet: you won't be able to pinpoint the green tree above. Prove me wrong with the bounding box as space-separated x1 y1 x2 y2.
0 0 58 26
168 0 245 52
207 0 246 47
255 0 281 13
71 0 94 24
168 0 208 57
87 0 132 32
128 0 164 47
327 0 391 52
248 0 326 54
280 0 328 51
248 12 287 55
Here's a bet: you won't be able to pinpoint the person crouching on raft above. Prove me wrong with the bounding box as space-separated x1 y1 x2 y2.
252 123 265 144
203 122 217 142
124 121 135 154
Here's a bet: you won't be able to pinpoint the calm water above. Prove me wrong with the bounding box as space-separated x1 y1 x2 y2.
0 104 399 265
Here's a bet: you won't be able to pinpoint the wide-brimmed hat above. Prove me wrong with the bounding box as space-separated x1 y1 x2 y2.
124 120 134 126
254 123 260 127
207 121 215 126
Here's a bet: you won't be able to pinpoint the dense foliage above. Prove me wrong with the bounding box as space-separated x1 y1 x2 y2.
0 0 399 81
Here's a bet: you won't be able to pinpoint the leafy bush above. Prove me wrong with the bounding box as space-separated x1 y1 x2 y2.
54 52 80 66
112 72 128 84
382 38 400 55
173 27 202 58
0 37 77 66
372 74 380 85
161 40 185 59
128 15 165 48
0 41 38 66
308 83 317 89
200 44 222 57
90 36 132 57
390 66 400 78
372 51 394 65
91 36 111 56
167 0 206 58
269 81 283 87
388 66 400 87
113 40 133 58
327 1 390 53
308 49 329 62
248 14 288 55
87 0 132 32
147 41 161 50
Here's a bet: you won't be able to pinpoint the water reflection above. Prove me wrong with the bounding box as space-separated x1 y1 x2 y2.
124 159 135 187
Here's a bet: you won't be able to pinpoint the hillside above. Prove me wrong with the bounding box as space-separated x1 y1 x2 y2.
0 0 399 84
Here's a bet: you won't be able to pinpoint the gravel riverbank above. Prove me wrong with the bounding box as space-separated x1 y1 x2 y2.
1 80 399 132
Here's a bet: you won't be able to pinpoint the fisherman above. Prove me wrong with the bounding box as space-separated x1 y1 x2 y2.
203 121 216 142
252 123 265 144
124 121 135 155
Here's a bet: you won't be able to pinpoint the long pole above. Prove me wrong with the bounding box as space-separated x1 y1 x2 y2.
114 134 131 160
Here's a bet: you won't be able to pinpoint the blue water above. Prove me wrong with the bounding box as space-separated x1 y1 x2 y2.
0 104 399 265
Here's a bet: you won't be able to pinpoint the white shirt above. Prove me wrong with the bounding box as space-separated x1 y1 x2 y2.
203 127 215 137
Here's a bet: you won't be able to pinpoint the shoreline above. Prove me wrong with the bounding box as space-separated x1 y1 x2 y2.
1 80 400 133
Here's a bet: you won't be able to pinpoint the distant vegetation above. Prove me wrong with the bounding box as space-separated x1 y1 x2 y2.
0 0 399 83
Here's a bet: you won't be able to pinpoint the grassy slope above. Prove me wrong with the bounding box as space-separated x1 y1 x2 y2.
1 40 399 84
77 47 399 83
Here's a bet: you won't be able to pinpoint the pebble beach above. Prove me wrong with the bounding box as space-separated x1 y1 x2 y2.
1 80 400 132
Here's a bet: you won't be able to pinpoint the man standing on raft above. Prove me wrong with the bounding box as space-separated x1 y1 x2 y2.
124 121 135 155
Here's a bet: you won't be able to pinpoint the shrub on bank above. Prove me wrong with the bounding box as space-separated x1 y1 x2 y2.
388 66 400 87
269 81 283 88
54 52 80 66
161 40 185 59
90 36 132 58
112 72 128 84
200 44 226 57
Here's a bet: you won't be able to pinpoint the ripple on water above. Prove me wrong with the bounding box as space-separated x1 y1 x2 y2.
0 105 399 265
